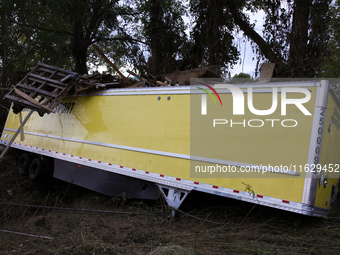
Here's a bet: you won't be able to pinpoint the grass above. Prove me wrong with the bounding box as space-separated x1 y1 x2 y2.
1 150 340 254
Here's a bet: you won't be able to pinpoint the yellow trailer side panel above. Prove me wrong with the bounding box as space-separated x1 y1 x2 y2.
1 85 318 204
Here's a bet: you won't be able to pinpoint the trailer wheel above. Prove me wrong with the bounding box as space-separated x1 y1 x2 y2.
43 158 54 181
28 158 46 181
18 153 32 175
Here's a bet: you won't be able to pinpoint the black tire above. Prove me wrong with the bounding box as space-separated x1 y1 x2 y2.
18 153 32 175
29 158 46 181
43 158 54 181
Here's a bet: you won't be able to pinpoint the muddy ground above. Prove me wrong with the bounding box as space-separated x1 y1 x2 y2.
0 149 340 255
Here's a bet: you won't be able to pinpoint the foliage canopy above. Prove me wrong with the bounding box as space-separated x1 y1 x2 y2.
0 0 338 87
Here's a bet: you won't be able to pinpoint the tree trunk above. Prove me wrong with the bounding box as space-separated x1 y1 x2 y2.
287 0 312 77
74 48 88 75
207 1 216 66
149 0 163 75
71 22 89 75
227 0 283 65
1 20 8 86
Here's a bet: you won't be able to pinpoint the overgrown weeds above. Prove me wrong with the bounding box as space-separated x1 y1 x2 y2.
1 151 340 254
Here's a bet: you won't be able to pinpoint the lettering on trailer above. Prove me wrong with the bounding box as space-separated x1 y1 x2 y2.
200 84 312 116
198 83 312 128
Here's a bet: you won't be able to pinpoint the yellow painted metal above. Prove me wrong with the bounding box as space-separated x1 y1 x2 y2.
190 86 316 202
315 93 340 209
2 93 191 177
1 85 334 206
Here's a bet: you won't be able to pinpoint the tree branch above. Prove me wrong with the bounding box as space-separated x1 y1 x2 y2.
226 0 283 65
92 37 149 46
18 23 73 36
5 33 30 69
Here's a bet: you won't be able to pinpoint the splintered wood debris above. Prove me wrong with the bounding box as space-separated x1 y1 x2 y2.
3 45 221 114
3 62 80 116
75 63 220 93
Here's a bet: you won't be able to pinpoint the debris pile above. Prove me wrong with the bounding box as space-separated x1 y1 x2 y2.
3 63 80 116
75 73 127 93
73 43 221 92
2 44 222 115
75 65 220 93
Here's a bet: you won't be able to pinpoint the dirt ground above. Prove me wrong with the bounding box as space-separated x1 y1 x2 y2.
0 150 340 255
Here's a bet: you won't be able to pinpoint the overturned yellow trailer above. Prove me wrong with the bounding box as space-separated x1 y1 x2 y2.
1 79 340 217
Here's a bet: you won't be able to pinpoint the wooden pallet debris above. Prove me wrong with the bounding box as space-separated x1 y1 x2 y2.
0 61 222 161
259 63 275 83
4 63 81 116
164 65 219 85
75 72 139 93
92 44 132 86
1 63 81 160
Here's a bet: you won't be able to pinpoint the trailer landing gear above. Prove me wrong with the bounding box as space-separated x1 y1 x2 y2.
157 184 190 218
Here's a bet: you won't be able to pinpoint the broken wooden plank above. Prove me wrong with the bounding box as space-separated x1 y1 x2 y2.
26 77 65 90
148 72 156 79
0 110 34 160
14 88 53 113
170 69 180 85
37 62 79 76
165 65 219 85
36 67 76 79
60 74 73 82
4 95 49 113
16 83 58 98
19 111 25 141
92 44 132 86
259 63 275 83
3 63 80 116
164 77 171 84
27 73 68 87
82 73 100 80
156 81 169 87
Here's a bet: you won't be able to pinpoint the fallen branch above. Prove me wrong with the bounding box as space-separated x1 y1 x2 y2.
92 44 131 86
0 229 54 240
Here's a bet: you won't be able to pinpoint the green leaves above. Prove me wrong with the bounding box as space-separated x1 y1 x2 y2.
0 0 336 85
320 1 340 78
